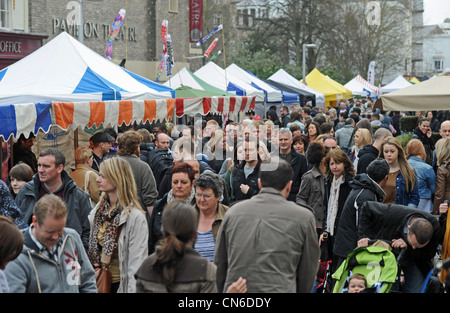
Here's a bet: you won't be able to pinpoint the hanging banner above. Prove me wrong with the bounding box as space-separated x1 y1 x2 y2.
196 24 222 46
367 61 376 86
161 20 168 55
105 9 126 60
204 38 218 57
189 0 203 42
166 34 174 76
156 20 169 82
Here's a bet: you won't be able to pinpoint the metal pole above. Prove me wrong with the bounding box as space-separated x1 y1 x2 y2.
302 44 316 82
78 0 83 43
302 43 306 82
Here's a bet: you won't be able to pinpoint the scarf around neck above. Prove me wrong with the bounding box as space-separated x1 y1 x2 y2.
88 198 123 266
166 187 196 204
327 175 344 236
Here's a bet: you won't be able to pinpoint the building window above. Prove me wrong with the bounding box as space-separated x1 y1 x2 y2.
0 0 12 29
434 60 443 71
169 0 178 13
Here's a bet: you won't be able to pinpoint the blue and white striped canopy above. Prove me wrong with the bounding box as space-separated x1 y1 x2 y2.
0 32 174 106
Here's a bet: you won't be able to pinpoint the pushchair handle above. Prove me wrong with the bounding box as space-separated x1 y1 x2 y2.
367 239 406 262
368 239 391 246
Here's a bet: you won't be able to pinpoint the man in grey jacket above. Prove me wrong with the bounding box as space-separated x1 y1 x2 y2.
15 148 92 249
215 158 320 293
5 194 97 293
334 118 355 151
118 130 158 214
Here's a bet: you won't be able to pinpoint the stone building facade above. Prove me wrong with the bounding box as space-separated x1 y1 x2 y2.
27 0 198 81
0 0 218 81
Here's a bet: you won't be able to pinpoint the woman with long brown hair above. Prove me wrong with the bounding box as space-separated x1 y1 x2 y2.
379 137 419 207
320 149 355 272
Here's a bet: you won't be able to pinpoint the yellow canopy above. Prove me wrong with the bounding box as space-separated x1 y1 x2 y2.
305 68 353 106
409 77 421 84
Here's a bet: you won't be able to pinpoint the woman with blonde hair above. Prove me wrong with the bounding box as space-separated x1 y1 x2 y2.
70 146 100 207
350 128 372 169
379 137 419 207
406 139 436 213
88 157 148 293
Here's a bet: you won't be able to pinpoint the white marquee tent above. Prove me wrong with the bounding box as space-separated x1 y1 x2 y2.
380 75 412 94
268 68 325 107
344 75 379 97
225 63 283 103
0 31 175 106
194 62 265 102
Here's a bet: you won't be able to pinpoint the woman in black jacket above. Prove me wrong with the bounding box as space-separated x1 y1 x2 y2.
321 149 355 272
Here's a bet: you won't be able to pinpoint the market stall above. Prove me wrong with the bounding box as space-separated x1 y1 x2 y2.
344 75 379 98
268 68 325 107
0 32 175 104
380 75 412 94
194 62 265 102
380 71 450 111
305 68 353 107
163 67 228 96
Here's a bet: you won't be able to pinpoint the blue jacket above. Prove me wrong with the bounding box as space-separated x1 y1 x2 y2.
407 156 436 199
395 170 420 207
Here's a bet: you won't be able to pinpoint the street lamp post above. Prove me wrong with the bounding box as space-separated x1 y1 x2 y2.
78 0 104 43
78 0 83 43
302 43 316 82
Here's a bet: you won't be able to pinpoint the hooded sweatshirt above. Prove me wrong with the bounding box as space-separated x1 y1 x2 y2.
356 145 380 174
4 227 97 293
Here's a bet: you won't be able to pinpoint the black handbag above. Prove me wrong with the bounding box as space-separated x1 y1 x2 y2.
320 232 332 261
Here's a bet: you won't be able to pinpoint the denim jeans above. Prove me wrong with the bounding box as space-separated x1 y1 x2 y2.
400 254 426 293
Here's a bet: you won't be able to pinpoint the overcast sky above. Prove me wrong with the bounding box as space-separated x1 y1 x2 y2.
423 0 450 25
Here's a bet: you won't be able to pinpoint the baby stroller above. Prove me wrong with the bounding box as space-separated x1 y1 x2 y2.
332 241 400 293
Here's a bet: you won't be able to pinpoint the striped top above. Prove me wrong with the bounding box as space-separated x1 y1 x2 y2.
194 230 215 262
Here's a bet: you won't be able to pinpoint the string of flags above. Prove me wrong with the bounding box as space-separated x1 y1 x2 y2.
105 9 126 60
104 13 223 80
196 24 223 59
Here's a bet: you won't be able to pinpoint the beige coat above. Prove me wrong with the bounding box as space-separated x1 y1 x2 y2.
70 164 100 203
433 162 450 214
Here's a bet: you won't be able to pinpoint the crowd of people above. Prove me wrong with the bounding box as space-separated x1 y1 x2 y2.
0 97 449 294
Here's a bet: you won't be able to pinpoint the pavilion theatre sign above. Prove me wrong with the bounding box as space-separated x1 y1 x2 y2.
52 18 138 42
